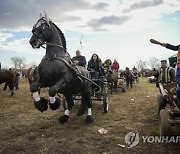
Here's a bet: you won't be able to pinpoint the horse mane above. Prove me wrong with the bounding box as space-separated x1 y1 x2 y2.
50 22 67 53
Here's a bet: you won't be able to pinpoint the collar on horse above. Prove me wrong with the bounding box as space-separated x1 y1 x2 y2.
43 53 69 61
41 42 64 50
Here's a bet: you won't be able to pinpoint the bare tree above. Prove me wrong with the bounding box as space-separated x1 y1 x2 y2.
148 57 160 69
29 62 37 68
10 57 26 70
136 60 148 71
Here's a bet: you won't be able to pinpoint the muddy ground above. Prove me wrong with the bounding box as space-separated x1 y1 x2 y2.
0 77 180 154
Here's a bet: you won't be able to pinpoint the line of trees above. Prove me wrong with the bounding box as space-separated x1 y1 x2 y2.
8 56 163 71
9 56 37 70
10 57 26 70
136 57 161 71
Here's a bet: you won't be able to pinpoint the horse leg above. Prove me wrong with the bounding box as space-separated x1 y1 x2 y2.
79 92 93 123
126 79 129 88
8 81 14 96
28 79 33 96
59 94 74 124
77 92 88 116
48 96 61 110
49 79 66 97
4 81 14 96
31 81 48 112
48 87 61 111
85 93 93 123
130 78 133 88
110 82 113 94
3 82 8 91
48 79 67 111
114 81 117 93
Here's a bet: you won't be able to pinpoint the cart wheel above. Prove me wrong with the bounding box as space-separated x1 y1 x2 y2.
157 93 166 114
103 84 109 113
103 93 109 113
102 83 109 113
159 109 172 136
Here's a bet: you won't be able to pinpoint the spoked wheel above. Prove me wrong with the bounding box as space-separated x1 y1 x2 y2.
157 93 166 114
102 84 109 113
159 109 172 136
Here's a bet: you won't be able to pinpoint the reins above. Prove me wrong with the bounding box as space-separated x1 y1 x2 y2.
41 42 64 50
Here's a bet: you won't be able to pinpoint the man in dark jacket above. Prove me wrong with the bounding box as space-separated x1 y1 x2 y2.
72 50 86 67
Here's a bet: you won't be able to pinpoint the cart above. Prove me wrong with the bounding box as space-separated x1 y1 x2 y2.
62 71 109 113
117 77 126 92
158 82 180 136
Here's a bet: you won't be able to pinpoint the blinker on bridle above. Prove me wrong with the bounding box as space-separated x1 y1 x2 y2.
32 18 64 50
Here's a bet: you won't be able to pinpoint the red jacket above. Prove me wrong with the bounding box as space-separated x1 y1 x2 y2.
111 62 119 71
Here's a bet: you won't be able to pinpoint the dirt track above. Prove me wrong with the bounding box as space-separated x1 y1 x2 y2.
0 77 180 154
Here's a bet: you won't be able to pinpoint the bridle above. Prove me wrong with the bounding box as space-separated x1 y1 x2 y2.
32 19 64 50
43 42 64 49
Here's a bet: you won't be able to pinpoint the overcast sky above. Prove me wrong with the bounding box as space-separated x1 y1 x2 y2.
0 0 180 69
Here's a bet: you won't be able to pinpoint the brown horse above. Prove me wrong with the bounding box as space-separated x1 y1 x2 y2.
0 69 15 96
106 69 118 94
27 67 39 86
103 59 112 70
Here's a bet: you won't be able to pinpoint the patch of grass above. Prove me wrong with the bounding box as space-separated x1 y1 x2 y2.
149 127 159 136
1 77 180 153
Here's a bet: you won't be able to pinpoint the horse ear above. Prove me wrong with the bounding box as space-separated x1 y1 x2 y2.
44 11 50 25
44 11 48 20
40 13 43 19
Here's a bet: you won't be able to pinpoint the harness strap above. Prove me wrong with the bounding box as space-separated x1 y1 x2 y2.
43 56 100 93
57 57 100 89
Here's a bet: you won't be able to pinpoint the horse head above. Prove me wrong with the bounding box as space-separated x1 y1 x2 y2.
29 15 67 54
29 17 52 48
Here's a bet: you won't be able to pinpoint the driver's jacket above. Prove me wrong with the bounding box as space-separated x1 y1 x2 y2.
166 44 180 83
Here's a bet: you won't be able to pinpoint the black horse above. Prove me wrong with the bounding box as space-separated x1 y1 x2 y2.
29 16 93 124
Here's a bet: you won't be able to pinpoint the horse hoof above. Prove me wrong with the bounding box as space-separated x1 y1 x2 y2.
58 115 69 124
34 97 48 112
77 104 87 116
85 115 93 124
49 97 61 110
